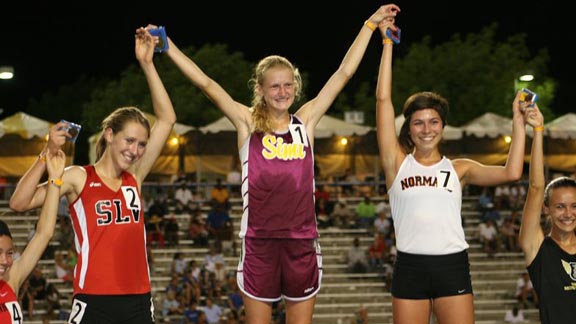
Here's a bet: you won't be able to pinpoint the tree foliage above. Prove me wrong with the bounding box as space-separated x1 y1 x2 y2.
81 43 254 133
391 23 555 125
26 23 557 135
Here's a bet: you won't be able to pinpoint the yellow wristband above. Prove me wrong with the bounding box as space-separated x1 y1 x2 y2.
534 126 544 132
50 178 63 187
39 153 46 163
364 20 377 32
383 39 394 45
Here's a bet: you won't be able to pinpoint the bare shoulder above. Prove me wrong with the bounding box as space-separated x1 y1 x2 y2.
63 165 88 194
452 158 482 170
451 158 481 179
64 165 87 178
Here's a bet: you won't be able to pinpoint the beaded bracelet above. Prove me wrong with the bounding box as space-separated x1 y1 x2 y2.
383 39 394 45
50 178 63 187
364 20 377 32
534 126 544 132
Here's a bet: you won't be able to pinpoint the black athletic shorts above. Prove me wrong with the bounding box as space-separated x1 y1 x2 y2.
68 292 155 324
391 250 473 299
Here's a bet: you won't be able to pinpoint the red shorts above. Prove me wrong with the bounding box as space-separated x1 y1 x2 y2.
236 237 322 302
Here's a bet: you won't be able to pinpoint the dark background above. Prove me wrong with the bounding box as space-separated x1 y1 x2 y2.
0 2 572 118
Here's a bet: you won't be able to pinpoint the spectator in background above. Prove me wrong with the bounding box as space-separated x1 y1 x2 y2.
44 283 64 322
315 196 333 228
347 237 369 273
203 244 225 274
374 203 392 238
339 168 358 196
175 181 194 207
57 216 74 251
27 266 48 318
367 233 387 272
188 211 209 247
331 199 353 228
170 252 187 277
202 297 222 324
315 184 331 202
508 182 526 210
227 283 244 319
478 219 499 257
481 202 502 225
149 196 169 219
210 178 230 211
515 272 538 309
500 217 520 252
54 251 73 283
477 187 494 213
494 184 511 210
162 290 184 321
183 300 202 324
146 214 165 248
504 304 526 323
355 195 377 230
205 203 233 244
164 213 180 247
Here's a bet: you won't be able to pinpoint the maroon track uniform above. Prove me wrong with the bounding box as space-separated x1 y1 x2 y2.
236 115 322 301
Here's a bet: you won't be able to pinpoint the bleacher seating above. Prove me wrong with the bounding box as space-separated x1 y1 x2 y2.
0 192 541 324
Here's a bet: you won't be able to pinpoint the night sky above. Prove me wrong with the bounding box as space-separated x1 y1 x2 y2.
0 1 572 118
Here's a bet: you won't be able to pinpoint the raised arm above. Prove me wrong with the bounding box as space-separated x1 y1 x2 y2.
375 19 403 189
133 27 177 184
455 90 528 187
519 105 545 265
296 4 400 138
9 148 65 290
163 31 251 135
10 122 71 211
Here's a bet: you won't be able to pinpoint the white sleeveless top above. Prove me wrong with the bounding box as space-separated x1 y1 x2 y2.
388 154 468 254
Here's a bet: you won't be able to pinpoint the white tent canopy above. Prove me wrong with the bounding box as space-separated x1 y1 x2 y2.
462 112 512 138
394 115 463 140
0 111 53 139
545 113 576 139
0 112 76 177
200 115 373 138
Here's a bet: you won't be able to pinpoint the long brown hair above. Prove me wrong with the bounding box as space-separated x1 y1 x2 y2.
399 91 449 153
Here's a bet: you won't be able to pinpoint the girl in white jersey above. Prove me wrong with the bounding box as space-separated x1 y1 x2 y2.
155 4 400 323
9 27 176 323
375 20 529 324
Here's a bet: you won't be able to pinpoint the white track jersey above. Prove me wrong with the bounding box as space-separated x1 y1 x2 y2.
389 154 468 254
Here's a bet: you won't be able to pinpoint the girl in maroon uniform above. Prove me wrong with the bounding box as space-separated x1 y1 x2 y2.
159 4 400 323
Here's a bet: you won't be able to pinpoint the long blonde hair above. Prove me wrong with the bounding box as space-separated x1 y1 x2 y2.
248 55 303 133
95 107 151 161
